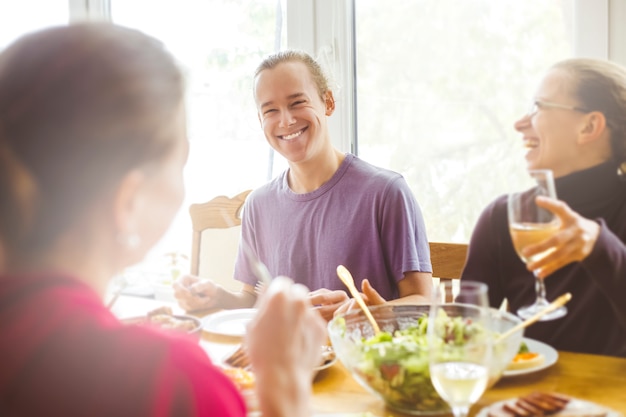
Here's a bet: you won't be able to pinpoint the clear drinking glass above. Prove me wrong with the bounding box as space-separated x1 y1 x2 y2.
428 281 492 417
507 169 566 320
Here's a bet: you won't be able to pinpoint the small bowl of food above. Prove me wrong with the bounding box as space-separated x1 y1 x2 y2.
327 304 523 415
122 306 203 342
220 366 258 412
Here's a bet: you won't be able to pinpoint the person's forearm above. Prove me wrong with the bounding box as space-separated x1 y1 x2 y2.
255 369 312 417
388 293 430 305
214 285 256 309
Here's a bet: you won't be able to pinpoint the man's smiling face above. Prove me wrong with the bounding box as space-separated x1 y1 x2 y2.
254 61 333 165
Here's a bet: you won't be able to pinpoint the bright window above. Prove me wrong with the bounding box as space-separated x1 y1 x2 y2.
0 0 602 289
354 0 574 242
0 0 69 48
110 0 287 274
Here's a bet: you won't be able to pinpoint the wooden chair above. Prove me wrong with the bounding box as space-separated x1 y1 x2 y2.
189 190 252 291
429 241 468 280
428 242 468 302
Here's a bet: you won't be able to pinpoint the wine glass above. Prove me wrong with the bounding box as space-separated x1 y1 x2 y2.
508 169 566 321
428 281 492 417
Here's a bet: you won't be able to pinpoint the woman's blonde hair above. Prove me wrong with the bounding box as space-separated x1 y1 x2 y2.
553 58 626 169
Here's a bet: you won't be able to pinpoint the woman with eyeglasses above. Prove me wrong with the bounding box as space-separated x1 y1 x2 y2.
0 23 326 417
461 58 626 357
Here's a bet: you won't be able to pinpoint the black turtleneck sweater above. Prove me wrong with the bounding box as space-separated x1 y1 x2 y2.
462 161 626 357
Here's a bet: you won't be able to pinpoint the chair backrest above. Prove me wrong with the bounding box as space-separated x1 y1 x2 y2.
189 190 252 292
429 242 468 280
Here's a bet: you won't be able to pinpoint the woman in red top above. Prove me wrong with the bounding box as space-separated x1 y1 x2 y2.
0 23 325 417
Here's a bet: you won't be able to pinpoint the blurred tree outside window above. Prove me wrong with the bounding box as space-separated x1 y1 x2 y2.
355 0 574 242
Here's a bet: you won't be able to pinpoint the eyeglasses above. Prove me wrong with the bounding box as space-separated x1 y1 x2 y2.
527 100 589 117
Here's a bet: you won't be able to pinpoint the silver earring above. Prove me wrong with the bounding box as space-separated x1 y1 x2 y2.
618 162 626 182
118 233 141 249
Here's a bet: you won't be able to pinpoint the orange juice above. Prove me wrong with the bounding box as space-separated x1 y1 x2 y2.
509 222 558 263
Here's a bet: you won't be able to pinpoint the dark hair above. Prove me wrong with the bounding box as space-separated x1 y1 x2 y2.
0 23 184 258
253 49 330 100
552 58 626 168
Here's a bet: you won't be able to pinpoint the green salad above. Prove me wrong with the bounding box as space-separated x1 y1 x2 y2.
336 310 487 413
517 340 529 354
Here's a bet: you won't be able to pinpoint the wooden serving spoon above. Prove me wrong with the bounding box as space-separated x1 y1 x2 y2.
336 265 381 334
496 292 572 342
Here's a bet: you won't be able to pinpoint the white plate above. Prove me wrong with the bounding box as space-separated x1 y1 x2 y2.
221 345 337 372
502 337 558 377
476 397 622 417
202 308 257 337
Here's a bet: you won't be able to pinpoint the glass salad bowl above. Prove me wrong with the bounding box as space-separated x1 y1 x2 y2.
327 304 523 415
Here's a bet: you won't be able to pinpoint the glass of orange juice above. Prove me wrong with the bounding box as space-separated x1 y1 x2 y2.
508 169 565 320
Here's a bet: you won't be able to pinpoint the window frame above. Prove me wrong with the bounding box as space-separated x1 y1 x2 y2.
284 0 612 154
68 0 111 21
70 0 356 151
72 0 618 153
285 0 356 154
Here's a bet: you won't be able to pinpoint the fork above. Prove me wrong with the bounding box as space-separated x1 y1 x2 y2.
218 208 272 287
106 277 128 309
241 242 272 287
254 281 266 296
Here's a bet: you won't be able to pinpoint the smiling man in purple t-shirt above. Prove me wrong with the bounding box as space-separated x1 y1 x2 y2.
175 50 433 320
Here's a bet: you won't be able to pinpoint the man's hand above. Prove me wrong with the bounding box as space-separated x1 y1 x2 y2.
308 288 349 321
173 274 221 312
333 279 387 317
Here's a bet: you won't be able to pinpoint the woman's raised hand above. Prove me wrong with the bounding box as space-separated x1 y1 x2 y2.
246 276 326 417
525 196 601 278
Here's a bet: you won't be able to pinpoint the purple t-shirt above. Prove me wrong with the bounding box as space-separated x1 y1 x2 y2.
233 153 431 300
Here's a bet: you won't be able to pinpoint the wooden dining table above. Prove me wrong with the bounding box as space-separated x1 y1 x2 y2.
310 350 626 416
112 295 626 416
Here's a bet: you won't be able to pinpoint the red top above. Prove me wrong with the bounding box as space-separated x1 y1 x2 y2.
0 273 246 417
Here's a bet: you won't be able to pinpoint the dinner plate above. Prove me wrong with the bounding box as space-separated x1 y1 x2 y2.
476 397 623 417
502 337 558 377
202 308 257 337
222 345 337 372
